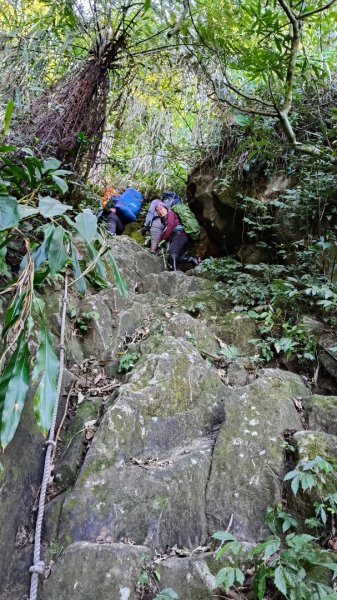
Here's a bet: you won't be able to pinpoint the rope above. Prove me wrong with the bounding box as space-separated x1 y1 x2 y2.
29 273 68 600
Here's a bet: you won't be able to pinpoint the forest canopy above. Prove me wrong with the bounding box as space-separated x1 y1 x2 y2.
0 0 336 189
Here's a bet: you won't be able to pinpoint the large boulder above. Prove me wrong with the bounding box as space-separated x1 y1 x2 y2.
57 335 227 551
59 437 214 550
206 369 306 542
41 542 152 600
287 431 337 520
303 394 337 436
158 556 217 599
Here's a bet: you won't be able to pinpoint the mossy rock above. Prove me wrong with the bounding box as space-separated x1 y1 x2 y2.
206 369 306 542
53 397 101 491
58 437 214 551
41 542 152 600
288 431 337 519
303 394 337 436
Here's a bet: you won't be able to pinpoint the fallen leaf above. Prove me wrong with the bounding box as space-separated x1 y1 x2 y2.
77 391 85 405
93 372 103 385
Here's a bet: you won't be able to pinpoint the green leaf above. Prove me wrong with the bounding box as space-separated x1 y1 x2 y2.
32 327 60 435
154 589 178 600
0 195 19 231
274 565 287 596
235 114 251 127
137 571 149 584
47 226 68 274
42 158 62 173
2 290 25 338
75 209 97 243
144 0 151 10
38 195 71 218
51 174 68 194
212 531 236 542
253 564 267 600
108 251 128 299
0 145 16 152
0 331 30 448
215 567 235 590
235 568 245 585
3 99 15 136
70 241 86 295
18 205 39 219
87 242 106 280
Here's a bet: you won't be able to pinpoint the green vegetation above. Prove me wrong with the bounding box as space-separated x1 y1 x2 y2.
214 456 337 599
117 351 141 373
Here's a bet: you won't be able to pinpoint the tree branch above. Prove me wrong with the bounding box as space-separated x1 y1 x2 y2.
167 0 189 37
277 0 300 114
297 0 337 19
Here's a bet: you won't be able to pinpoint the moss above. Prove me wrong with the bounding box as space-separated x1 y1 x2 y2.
154 495 167 511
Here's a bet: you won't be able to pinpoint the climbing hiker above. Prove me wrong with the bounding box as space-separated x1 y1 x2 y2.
155 203 199 270
142 198 166 253
142 191 182 253
101 187 144 235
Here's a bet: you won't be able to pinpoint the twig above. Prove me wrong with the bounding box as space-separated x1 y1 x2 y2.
51 379 76 466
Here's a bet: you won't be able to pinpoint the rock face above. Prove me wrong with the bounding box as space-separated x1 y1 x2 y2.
42 542 152 600
206 370 305 542
303 394 337 436
1 236 315 600
187 158 293 255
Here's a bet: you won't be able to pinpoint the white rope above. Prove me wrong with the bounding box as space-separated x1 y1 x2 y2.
29 273 68 600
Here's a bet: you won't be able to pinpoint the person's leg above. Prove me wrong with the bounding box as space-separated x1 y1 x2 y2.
106 212 118 234
150 218 163 252
115 214 125 235
169 232 188 270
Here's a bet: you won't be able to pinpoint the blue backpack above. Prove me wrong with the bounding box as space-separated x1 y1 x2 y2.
162 191 182 207
114 188 144 222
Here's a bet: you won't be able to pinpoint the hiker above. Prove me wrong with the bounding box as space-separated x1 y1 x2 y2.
101 187 144 235
142 197 170 253
142 192 182 253
155 203 199 270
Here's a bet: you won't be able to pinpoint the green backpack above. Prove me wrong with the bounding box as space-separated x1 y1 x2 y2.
171 203 201 240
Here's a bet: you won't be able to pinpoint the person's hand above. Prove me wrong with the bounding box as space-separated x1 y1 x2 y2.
142 226 149 236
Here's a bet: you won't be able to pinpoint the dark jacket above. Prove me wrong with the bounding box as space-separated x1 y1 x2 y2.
160 210 183 241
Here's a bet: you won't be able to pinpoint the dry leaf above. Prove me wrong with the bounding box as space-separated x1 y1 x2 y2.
77 391 85 405
93 373 103 385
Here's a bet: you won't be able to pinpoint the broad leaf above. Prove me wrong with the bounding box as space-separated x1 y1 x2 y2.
0 145 16 152
0 331 30 448
51 174 68 194
32 327 60 435
42 157 62 173
47 226 68 274
212 531 236 542
75 209 97 243
38 195 71 218
235 114 251 127
70 241 87 295
215 567 235 590
274 565 287 596
253 564 267 600
154 590 178 600
0 195 19 231
18 205 39 219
